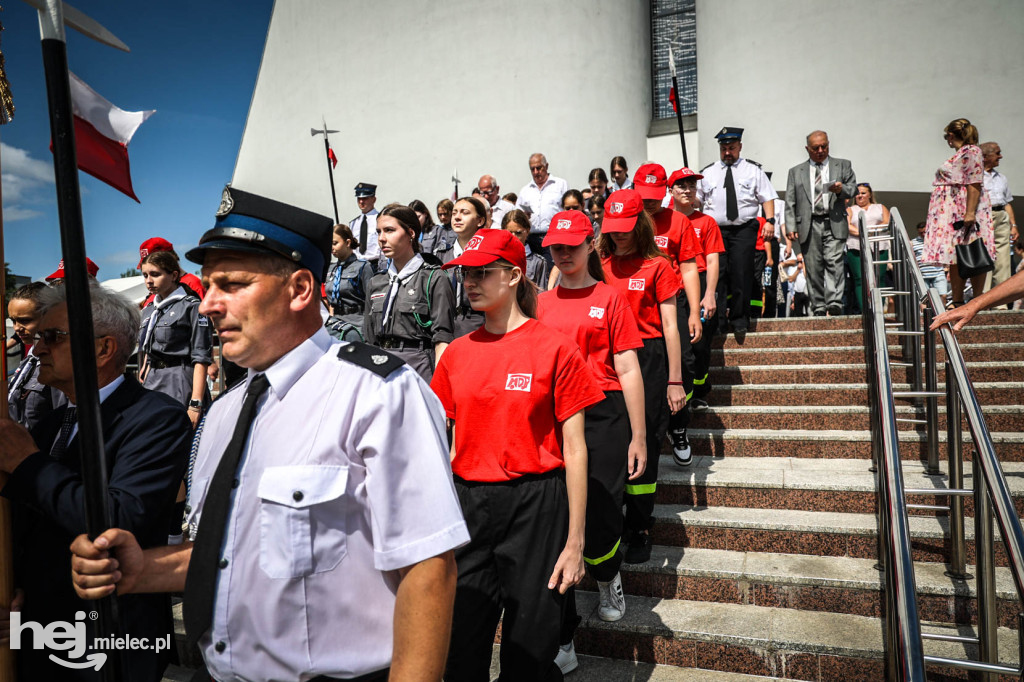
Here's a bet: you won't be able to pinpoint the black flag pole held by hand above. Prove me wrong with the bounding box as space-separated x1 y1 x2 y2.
28 1 131 679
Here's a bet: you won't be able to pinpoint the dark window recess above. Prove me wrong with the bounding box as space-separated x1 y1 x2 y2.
651 0 697 119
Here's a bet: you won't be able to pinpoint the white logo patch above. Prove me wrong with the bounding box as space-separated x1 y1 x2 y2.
610 202 624 213
466 235 485 251
654 236 669 249
505 373 533 392
628 278 645 291
555 219 572 230
588 307 605 319
645 174 657 183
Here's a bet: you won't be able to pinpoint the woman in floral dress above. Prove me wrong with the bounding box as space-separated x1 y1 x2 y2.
923 117 994 307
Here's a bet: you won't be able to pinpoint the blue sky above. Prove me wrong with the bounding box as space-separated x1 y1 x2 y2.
2 0 273 281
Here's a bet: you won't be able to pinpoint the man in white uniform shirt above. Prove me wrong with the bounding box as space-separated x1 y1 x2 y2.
698 127 778 333
516 153 569 258
349 182 382 268
981 141 1017 290
477 174 516 227
69 187 469 682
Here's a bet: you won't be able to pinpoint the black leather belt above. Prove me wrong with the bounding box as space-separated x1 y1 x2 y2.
378 338 428 351
334 304 362 315
149 356 189 370
812 214 829 220
992 204 1006 211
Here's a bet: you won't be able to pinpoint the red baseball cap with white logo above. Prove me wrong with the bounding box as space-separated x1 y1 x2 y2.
601 189 645 233
668 167 704 186
46 257 100 281
542 211 594 247
632 163 668 201
138 237 175 268
441 228 527 272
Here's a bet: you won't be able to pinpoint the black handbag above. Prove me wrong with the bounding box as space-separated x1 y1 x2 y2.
954 220 994 278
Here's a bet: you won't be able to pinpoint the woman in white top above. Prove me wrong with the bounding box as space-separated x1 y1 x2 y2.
846 183 891 312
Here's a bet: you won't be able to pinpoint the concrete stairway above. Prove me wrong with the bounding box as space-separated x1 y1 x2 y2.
568 309 1024 681
163 310 1023 681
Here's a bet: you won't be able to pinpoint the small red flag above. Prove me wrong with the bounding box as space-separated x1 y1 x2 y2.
327 146 338 169
669 86 678 114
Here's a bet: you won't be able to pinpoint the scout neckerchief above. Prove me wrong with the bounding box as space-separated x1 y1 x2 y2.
330 254 355 304
137 285 188 383
381 253 424 331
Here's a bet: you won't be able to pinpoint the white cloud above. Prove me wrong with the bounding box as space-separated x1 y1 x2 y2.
1 143 53 184
2 207 43 221
1 143 54 219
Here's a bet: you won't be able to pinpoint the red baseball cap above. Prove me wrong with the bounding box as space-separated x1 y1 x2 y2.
601 190 644 233
632 163 668 201
46 257 99 281
138 237 175 267
441 228 527 272
668 167 704 186
542 211 594 247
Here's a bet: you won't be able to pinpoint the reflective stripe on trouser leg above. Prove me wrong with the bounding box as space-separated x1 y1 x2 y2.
625 338 667 534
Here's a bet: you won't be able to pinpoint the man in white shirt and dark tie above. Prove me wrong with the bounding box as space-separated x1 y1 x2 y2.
349 182 382 269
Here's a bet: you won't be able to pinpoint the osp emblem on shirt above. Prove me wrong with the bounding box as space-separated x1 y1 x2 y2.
466 235 485 250
555 219 572 230
505 373 533 392
588 307 605 319
628 278 645 291
654 236 669 249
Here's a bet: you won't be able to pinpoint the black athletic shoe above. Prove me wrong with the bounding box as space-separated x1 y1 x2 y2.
690 398 709 412
623 531 652 564
671 429 692 467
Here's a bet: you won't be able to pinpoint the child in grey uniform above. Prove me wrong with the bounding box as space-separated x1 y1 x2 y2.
325 224 373 341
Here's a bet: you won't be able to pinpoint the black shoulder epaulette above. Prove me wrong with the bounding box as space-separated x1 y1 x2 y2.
337 341 405 378
746 159 762 168
699 162 714 172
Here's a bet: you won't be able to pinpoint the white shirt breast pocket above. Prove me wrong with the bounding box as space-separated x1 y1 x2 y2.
257 465 349 579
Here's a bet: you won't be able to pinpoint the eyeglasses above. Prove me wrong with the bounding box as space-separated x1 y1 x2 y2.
456 266 513 283
477 186 497 195
30 329 70 346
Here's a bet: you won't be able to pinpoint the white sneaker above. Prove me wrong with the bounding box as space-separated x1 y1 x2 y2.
671 428 692 466
554 641 578 674
597 573 626 622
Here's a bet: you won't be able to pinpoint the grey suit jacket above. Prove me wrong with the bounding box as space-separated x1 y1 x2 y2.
785 157 857 243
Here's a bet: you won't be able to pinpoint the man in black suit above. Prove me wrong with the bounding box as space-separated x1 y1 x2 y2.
0 281 192 681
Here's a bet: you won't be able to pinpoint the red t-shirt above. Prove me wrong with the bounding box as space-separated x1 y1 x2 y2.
686 210 725 273
600 254 679 339
538 282 643 392
431 318 604 482
652 208 702 288
143 272 205 307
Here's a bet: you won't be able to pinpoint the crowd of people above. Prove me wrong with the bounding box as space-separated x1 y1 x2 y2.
0 117 1019 682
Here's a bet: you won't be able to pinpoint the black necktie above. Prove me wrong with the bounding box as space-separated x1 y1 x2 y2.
359 214 369 253
184 373 270 647
50 406 77 460
725 164 739 222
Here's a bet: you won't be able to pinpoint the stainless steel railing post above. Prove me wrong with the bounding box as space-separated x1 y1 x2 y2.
923 306 940 474
974 453 999 681
946 364 967 577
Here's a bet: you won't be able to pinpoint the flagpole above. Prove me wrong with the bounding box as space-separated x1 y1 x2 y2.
452 168 460 200
322 133 338 223
669 47 689 168
37 2 123 679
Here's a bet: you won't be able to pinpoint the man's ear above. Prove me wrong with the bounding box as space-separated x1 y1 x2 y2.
287 269 318 312
95 336 118 370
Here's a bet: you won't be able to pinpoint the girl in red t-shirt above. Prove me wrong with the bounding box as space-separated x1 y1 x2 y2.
538 211 647 665
431 229 604 681
598 189 684 565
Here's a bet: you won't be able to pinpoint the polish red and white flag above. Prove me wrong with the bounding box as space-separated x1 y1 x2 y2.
52 73 155 202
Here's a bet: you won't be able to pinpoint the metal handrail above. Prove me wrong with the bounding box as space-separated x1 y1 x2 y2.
873 207 1024 680
858 212 926 681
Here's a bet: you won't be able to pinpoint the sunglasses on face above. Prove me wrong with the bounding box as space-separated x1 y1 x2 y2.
30 329 70 346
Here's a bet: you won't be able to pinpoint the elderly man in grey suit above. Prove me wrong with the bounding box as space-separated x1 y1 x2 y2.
785 131 856 316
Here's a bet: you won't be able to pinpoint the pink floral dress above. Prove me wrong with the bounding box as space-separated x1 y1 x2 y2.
922 144 994 266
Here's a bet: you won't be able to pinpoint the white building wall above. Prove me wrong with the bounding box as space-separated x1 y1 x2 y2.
696 0 1024 196
647 130 701 174
233 0 653 220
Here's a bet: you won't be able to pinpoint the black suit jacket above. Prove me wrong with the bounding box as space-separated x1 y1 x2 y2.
3 374 192 681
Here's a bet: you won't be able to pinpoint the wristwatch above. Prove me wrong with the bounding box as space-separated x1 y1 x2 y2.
188 399 203 410
766 217 776 225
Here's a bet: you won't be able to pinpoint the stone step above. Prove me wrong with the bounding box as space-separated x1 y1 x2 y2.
684 428 1024 461
589 545 1020 630
649 504 1015 567
689 405 1024 433
710 361 1023 385
711 342 1024 366
707 382 1022 406
572 592 1019 680
654 456 1024 516
712 325 1022 349
745 309 1024 332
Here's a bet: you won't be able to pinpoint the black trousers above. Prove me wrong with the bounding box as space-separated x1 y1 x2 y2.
670 292 695 434
717 219 759 331
447 473 567 682
625 338 667 534
689 271 716 400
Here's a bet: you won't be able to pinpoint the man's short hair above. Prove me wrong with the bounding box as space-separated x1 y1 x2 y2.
980 141 999 154
38 281 141 371
805 130 828 144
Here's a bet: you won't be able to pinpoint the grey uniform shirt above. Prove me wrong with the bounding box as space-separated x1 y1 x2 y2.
697 158 778 226
139 287 213 366
364 260 456 346
186 329 469 681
